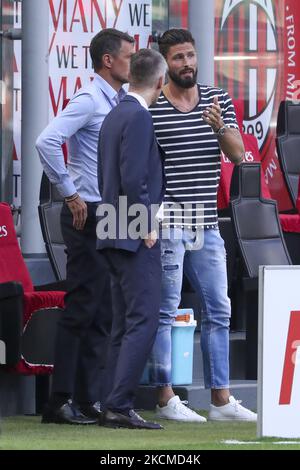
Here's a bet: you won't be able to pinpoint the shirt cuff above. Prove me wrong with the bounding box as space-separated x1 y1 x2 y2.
56 179 77 199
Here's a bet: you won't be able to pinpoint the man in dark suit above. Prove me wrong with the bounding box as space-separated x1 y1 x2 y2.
36 29 135 425
97 49 167 429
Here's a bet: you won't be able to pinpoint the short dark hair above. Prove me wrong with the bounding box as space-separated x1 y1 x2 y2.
158 28 195 58
90 28 134 71
130 49 167 89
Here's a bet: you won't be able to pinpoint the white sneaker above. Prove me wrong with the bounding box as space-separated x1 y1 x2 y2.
155 395 207 423
208 395 257 422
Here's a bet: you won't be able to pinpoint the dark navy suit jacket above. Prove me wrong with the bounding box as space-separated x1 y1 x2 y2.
97 95 165 252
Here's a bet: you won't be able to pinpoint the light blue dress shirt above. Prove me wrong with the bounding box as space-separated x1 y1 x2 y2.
36 73 126 202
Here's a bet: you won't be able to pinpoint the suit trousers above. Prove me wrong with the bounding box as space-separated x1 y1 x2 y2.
103 242 161 413
51 202 112 404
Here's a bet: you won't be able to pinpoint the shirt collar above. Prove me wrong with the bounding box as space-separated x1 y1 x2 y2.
127 92 148 110
93 73 126 105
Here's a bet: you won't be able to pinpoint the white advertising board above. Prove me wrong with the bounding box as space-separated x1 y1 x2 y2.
258 266 300 438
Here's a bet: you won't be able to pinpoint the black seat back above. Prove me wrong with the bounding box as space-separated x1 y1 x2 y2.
276 100 300 208
38 173 66 280
230 163 291 379
230 163 291 279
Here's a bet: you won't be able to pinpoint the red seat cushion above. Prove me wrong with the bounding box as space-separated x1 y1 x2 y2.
280 179 300 233
23 290 65 325
0 203 66 374
297 178 300 213
280 213 300 233
0 203 33 291
14 290 65 374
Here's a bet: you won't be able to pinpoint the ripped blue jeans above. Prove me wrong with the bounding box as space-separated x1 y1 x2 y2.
148 228 231 389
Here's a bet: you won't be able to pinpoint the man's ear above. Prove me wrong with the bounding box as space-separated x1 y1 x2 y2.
157 75 164 90
102 54 113 69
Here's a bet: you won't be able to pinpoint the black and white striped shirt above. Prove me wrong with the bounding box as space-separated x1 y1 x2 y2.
150 85 238 229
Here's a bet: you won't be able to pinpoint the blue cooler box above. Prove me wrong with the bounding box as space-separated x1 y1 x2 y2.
140 309 196 385
171 309 197 385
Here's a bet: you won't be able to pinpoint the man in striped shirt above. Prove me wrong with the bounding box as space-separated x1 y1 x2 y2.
148 29 257 422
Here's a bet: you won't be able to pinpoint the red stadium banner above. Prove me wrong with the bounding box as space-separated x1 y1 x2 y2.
215 0 300 211
49 0 153 119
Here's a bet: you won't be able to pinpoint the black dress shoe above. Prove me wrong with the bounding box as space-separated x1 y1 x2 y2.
42 401 97 425
78 401 102 419
99 409 163 429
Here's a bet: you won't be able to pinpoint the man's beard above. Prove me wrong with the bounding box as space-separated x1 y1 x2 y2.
168 68 198 89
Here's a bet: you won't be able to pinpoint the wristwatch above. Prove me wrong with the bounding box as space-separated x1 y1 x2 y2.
216 125 227 136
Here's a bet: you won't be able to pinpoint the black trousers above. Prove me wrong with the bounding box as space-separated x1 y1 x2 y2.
103 242 161 413
51 202 112 404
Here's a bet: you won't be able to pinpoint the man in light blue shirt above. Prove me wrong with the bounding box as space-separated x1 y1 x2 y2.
36 29 135 425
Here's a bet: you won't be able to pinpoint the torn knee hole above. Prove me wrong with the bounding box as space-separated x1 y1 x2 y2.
163 264 179 271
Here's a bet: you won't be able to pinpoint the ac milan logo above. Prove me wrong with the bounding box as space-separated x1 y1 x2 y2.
217 0 280 150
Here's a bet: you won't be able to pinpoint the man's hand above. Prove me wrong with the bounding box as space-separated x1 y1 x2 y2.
203 96 244 165
65 194 88 230
203 96 224 132
144 230 158 249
